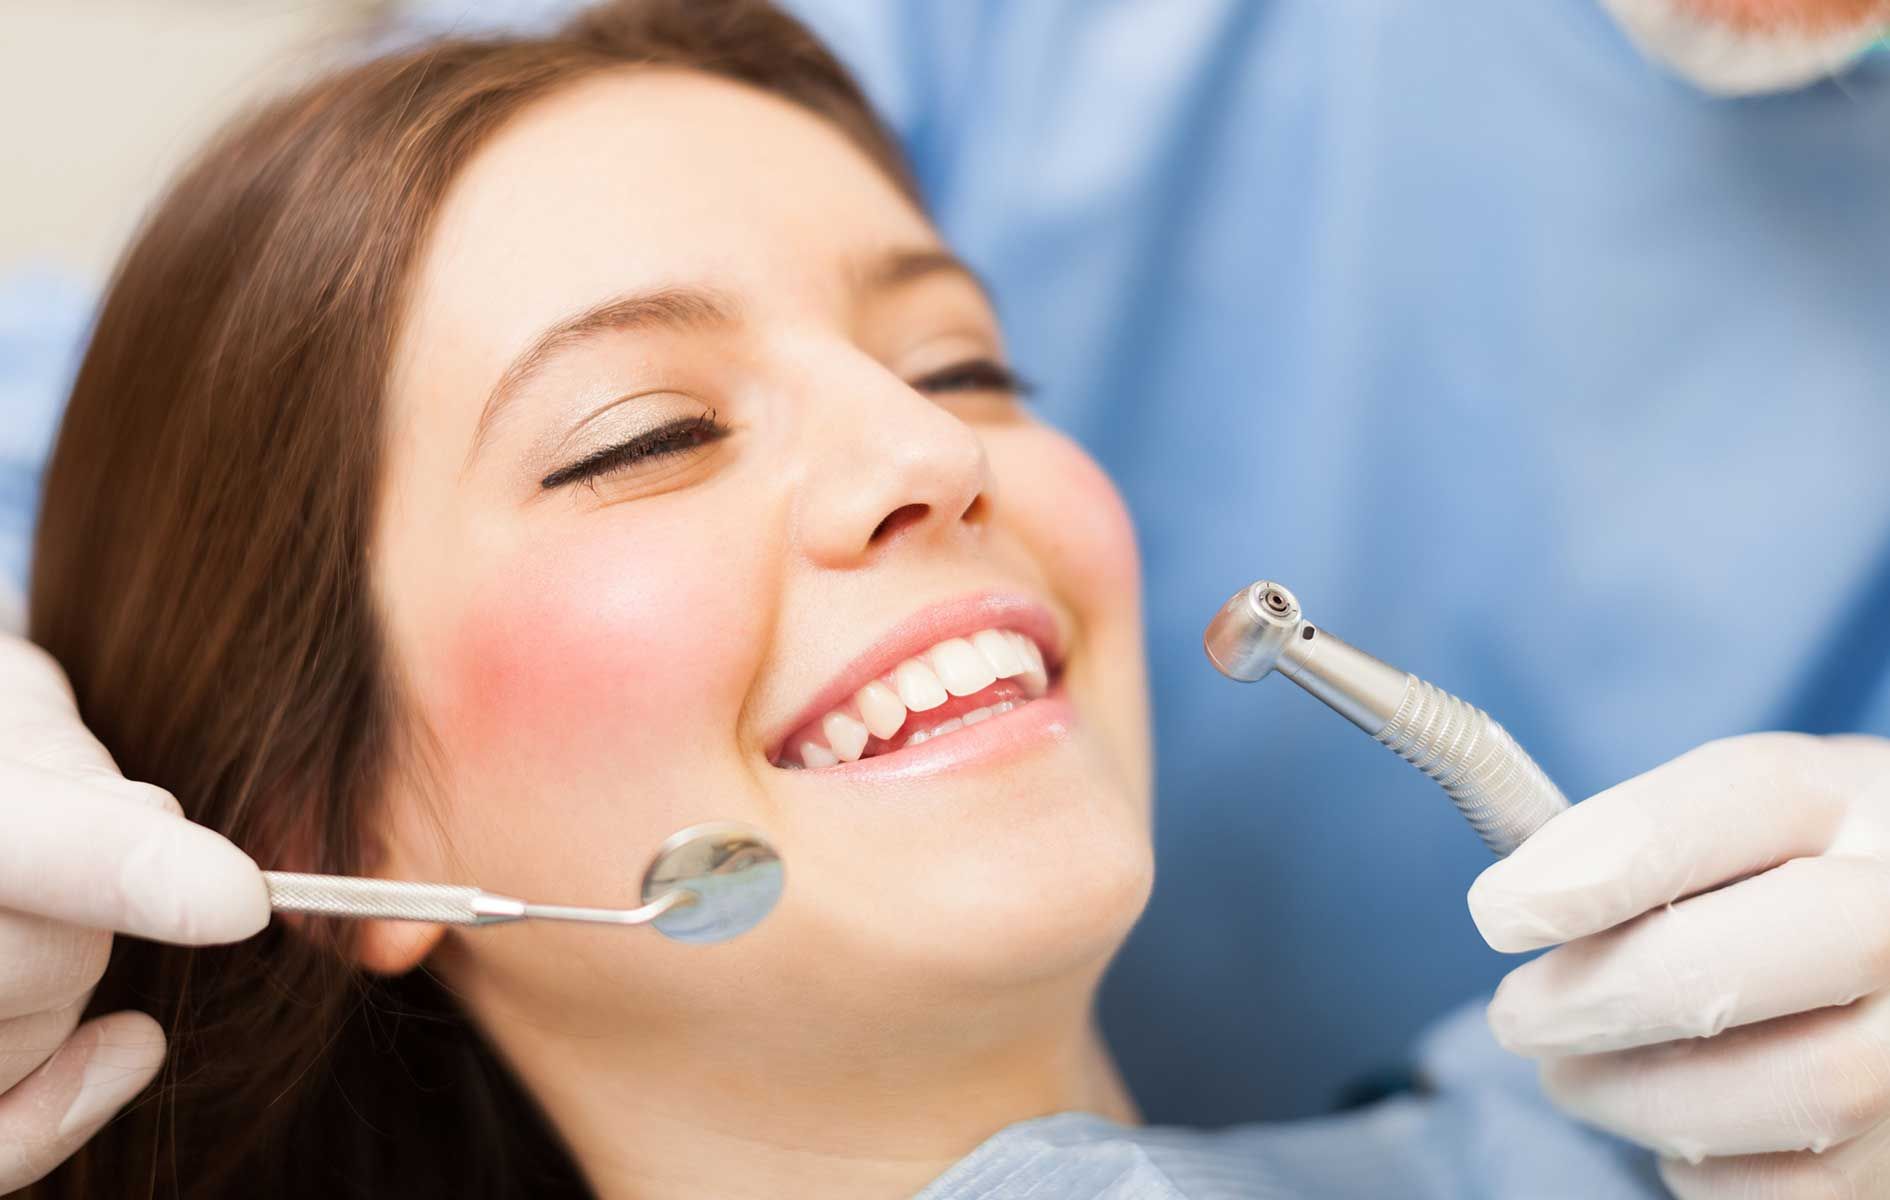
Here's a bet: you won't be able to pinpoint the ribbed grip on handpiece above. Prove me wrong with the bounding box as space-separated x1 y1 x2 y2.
1373 676 1569 856
263 872 484 924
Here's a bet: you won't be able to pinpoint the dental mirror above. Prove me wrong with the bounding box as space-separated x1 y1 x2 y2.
639 820 785 944
263 820 784 945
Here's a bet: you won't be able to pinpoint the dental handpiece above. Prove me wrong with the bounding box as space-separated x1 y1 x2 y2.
262 821 783 945
1203 580 1568 856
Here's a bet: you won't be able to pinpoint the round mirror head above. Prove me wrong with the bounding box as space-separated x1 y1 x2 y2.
640 821 783 944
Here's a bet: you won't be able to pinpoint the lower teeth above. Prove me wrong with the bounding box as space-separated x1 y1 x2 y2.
902 699 1018 749
779 697 1032 768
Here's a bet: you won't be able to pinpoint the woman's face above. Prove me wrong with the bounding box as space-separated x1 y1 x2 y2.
371 70 1152 1048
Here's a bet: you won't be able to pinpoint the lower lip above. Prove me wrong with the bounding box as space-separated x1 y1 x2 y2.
790 683 1077 784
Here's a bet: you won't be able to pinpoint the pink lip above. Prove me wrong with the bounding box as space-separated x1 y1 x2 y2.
764 590 1065 764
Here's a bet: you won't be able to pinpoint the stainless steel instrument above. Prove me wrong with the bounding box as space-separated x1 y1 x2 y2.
264 820 783 944
1204 580 1567 855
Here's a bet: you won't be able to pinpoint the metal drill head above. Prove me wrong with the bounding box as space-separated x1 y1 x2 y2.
1203 579 1304 682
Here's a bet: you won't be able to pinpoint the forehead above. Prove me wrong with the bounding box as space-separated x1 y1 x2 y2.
403 67 935 365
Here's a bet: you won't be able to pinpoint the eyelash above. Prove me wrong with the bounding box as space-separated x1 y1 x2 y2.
539 411 727 491
540 358 1033 492
911 358 1036 399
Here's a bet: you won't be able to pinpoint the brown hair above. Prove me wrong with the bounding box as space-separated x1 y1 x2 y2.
25 4 914 1196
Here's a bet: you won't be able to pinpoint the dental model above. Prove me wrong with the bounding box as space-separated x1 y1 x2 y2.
1204 580 1568 856
779 628 1049 768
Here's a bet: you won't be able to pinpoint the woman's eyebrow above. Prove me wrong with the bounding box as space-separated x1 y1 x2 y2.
468 286 738 463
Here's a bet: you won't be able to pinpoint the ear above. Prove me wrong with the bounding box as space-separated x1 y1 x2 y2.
271 787 452 976
273 886 449 975
346 799 454 976
352 917 447 976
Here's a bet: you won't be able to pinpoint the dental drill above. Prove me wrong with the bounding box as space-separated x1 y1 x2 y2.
263 821 783 944
1204 580 1568 856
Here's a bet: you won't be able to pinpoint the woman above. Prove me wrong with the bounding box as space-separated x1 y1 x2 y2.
9 2 1890 1197
27 3 1149 1193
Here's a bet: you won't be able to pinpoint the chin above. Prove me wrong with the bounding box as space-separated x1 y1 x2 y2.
834 774 1155 995
983 825 1154 988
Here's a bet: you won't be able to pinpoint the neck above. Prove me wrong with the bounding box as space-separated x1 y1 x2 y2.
465 966 1138 1200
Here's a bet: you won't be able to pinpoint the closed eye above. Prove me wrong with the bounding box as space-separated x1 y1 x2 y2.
910 358 1036 398
539 410 728 491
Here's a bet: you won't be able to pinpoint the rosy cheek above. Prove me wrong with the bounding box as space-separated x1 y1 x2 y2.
426 515 764 782
1009 430 1142 603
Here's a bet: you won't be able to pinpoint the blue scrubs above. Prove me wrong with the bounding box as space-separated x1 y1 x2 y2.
776 0 1890 1125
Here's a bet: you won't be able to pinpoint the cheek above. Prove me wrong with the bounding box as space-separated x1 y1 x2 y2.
993 425 1151 796
999 428 1141 607
424 510 769 791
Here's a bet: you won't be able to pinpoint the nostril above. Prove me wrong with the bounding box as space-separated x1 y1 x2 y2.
871 502 930 544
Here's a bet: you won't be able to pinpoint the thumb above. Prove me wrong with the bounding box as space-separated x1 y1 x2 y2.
1467 734 1848 952
0 1011 166 1191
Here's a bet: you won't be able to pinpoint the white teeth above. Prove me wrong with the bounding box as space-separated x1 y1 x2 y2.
973 629 1027 678
928 637 997 697
822 711 869 762
784 628 1054 767
1020 637 1046 675
911 716 964 746
898 701 1017 749
800 741 839 768
892 658 948 712
854 680 906 739
1019 638 1049 694
962 699 1018 728
1010 632 1040 673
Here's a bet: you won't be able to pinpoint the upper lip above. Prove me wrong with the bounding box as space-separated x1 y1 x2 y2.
764 590 1065 762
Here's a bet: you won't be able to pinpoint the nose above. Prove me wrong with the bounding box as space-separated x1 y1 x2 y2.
793 355 991 567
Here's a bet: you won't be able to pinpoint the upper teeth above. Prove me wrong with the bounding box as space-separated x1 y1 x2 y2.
785 628 1049 768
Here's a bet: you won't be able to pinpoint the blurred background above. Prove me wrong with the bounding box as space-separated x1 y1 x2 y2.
2 2 389 283
1 2 396 625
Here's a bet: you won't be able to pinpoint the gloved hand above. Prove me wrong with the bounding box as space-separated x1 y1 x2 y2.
0 634 268 1191
1469 732 1890 1198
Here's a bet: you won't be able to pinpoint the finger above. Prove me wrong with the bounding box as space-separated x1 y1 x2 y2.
1470 733 1856 952
0 912 109 1021
1488 855 1890 1055
0 1011 165 1192
0 998 86 1095
0 636 122 778
1660 1115 1890 1200
1537 991 1890 1161
0 759 268 945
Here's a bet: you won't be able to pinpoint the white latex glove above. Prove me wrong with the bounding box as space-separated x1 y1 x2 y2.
1469 732 1890 1198
0 634 268 1191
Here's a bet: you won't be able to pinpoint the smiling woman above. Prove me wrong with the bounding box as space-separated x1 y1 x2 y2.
24 2 1152 1198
